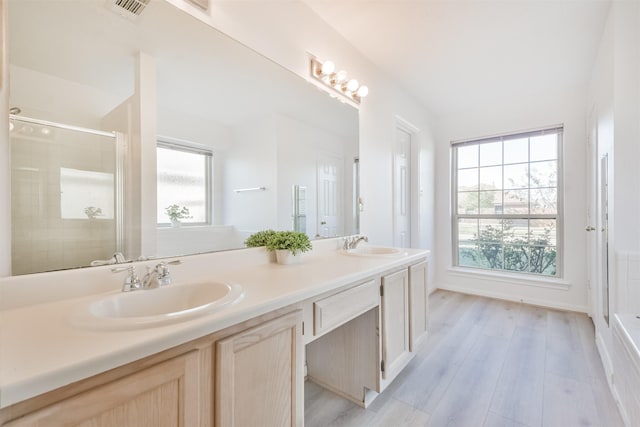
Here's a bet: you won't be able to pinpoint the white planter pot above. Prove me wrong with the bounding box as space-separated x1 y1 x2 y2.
275 249 301 265
170 220 181 228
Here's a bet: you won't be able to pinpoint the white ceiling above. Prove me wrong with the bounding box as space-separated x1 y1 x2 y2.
8 0 357 137
304 0 611 115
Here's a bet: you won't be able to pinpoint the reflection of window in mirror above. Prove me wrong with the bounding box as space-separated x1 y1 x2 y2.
60 168 114 219
156 140 212 226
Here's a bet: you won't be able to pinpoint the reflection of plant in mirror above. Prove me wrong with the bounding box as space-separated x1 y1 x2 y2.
165 205 191 222
245 229 277 248
84 206 103 219
265 231 312 255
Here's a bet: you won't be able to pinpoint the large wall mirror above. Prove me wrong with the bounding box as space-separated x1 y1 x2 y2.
7 0 359 275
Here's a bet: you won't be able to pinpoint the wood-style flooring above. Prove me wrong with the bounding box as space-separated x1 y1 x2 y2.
304 290 624 427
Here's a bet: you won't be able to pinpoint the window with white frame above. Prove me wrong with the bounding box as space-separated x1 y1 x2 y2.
452 126 562 277
157 140 212 225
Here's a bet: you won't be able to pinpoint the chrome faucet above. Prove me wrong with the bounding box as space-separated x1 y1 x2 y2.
343 235 369 250
111 265 142 292
112 260 181 292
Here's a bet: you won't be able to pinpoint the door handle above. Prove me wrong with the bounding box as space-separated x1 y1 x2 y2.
585 226 596 232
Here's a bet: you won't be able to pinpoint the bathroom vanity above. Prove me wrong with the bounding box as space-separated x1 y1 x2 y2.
0 241 430 426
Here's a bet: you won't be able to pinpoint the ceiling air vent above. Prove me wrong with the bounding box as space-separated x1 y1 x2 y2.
107 0 150 20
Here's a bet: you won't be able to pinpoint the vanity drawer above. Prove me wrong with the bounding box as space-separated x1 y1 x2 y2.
314 279 379 336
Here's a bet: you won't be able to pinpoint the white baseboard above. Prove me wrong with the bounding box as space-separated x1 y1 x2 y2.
435 282 589 313
596 331 615 385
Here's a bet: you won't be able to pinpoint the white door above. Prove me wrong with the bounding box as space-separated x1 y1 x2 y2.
586 109 610 325
317 155 342 238
586 110 598 317
393 128 411 247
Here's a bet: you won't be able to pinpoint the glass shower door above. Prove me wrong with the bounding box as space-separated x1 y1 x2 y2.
10 116 121 275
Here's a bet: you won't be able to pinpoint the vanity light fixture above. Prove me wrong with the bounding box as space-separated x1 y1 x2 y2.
309 56 369 105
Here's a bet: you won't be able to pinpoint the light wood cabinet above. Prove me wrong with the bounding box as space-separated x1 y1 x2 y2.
409 260 429 351
215 310 303 427
313 278 378 336
380 268 412 385
1 308 303 427
4 351 203 427
306 259 429 407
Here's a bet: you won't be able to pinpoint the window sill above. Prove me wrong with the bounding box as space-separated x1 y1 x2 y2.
447 267 570 291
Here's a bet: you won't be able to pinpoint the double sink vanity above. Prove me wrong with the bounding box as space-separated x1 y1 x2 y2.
0 238 430 426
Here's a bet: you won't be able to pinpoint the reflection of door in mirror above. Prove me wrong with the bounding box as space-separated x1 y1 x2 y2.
317 155 342 238
393 128 412 248
292 185 307 233
353 157 361 235
10 116 122 275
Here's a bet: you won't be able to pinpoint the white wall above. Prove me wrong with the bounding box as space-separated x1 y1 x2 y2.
224 116 278 232
433 87 590 312
611 1 640 254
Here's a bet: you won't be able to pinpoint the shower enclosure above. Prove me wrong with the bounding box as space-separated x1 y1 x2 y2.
10 115 123 275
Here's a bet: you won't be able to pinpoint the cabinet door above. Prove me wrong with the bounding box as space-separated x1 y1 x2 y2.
380 269 411 382
409 260 429 351
5 351 202 427
215 310 303 427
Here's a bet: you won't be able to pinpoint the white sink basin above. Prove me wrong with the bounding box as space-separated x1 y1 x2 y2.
69 282 244 330
342 246 407 257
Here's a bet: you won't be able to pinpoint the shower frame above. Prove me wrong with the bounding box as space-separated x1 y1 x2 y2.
9 114 126 260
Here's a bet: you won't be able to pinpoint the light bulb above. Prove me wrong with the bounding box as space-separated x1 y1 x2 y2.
335 70 347 83
357 85 369 98
321 60 335 75
346 79 359 92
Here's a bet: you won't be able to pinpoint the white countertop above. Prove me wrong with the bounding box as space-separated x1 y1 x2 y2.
0 243 429 408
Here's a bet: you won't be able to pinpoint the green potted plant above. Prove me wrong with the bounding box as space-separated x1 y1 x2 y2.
165 204 191 227
245 229 277 248
83 206 103 219
265 230 312 264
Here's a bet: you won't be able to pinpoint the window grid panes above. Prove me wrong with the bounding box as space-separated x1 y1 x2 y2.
157 143 212 225
453 127 561 277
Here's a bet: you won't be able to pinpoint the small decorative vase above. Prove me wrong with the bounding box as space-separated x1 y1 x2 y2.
171 219 181 228
275 249 301 265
